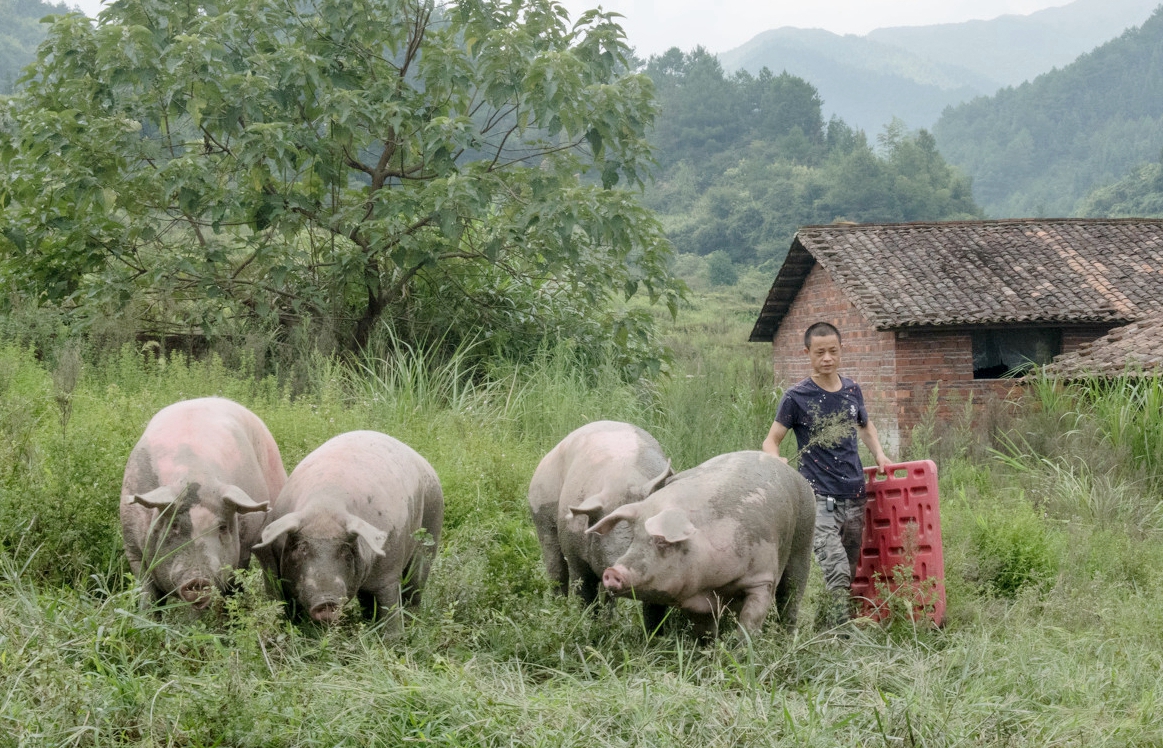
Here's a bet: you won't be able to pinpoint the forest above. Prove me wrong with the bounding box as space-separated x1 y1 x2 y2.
640 48 981 275
934 5 1163 218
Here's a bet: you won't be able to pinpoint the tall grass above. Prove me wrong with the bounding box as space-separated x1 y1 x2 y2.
0 305 1162 745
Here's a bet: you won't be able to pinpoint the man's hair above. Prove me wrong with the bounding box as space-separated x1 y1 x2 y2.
804 322 841 349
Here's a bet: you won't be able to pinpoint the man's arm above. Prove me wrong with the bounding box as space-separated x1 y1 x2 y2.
857 421 892 473
762 421 790 463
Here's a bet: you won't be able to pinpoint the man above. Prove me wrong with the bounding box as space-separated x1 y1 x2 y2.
762 322 892 628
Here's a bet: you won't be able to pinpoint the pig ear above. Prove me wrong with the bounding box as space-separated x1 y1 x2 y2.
639 461 673 497
644 508 697 544
221 485 269 514
567 491 608 521
253 512 302 550
131 485 182 509
345 515 388 558
586 503 642 536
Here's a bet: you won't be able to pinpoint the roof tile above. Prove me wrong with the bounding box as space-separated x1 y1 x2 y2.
1041 313 1163 377
751 219 1163 341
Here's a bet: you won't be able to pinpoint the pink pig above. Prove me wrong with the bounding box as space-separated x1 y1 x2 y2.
120 397 286 611
589 450 815 637
254 431 443 628
528 421 672 626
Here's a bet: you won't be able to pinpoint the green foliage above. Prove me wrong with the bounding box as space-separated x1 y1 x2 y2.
642 51 981 269
0 0 681 363
1078 157 1163 216
970 498 1059 597
704 250 737 286
934 6 1163 217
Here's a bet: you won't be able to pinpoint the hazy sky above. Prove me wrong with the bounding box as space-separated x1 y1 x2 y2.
68 0 1073 57
554 1 1075 56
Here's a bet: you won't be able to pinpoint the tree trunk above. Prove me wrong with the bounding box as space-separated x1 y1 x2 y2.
352 285 387 352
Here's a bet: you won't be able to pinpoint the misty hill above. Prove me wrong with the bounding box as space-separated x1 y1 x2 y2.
719 28 987 136
0 0 75 94
719 0 1159 135
933 6 1163 218
870 0 1160 91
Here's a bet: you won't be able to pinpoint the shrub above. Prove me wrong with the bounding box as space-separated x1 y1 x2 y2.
969 498 1059 597
705 250 738 286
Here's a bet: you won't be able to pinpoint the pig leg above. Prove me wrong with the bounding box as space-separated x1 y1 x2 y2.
364 580 405 636
569 561 603 609
736 584 774 634
774 550 812 630
686 611 720 640
642 603 670 635
401 548 436 608
533 515 569 596
124 544 162 611
682 594 726 640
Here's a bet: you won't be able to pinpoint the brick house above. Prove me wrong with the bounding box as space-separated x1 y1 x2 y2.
748 219 1163 451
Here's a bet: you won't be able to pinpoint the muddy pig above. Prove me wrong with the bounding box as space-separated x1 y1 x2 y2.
588 450 814 637
528 421 672 625
121 397 287 611
254 430 443 628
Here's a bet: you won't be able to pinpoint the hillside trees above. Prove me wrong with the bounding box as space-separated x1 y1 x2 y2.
1077 152 1163 217
0 0 71 93
933 6 1163 217
0 0 680 368
643 50 981 269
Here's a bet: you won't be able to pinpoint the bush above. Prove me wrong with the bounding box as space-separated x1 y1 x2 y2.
970 498 1059 597
705 250 738 286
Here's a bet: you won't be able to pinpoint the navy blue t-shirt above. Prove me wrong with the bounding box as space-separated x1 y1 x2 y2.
775 376 868 499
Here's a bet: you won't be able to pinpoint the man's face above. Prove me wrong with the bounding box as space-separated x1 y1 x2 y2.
805 333 841 377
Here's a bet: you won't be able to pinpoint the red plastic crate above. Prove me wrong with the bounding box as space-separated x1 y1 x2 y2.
851 459 946 626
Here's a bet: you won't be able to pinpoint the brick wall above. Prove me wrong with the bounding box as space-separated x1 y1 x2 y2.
771 265 900 451
892 330 1018 440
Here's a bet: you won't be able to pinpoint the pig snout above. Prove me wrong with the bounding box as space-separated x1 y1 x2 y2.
178 578 214 609
309 600 343 623
602 566 630 594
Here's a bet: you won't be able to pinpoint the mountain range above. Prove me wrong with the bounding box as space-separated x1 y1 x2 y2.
718 0 1161 135
934 5 1163 217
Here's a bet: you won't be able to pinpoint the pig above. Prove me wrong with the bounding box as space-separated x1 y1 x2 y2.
253 430 443 627
528 421 672 625
120 397 287 611
588 450 815 638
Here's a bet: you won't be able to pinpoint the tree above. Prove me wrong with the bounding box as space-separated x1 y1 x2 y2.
0 0 679 356
704 250 737 286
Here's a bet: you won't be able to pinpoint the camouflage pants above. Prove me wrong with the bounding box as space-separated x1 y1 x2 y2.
813 494 867 591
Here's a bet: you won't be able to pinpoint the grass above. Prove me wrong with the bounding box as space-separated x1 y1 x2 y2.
1 300 1163 745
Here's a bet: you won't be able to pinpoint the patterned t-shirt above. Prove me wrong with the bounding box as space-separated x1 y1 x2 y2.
774 376 868 499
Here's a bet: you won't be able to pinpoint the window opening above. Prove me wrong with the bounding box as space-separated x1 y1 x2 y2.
972 328 1062 379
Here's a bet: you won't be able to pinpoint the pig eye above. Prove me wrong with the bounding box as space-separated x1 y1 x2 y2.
218 520 230 534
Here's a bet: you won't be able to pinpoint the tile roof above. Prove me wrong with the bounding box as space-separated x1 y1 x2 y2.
1041 313 1163 378
750 219 1163 342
